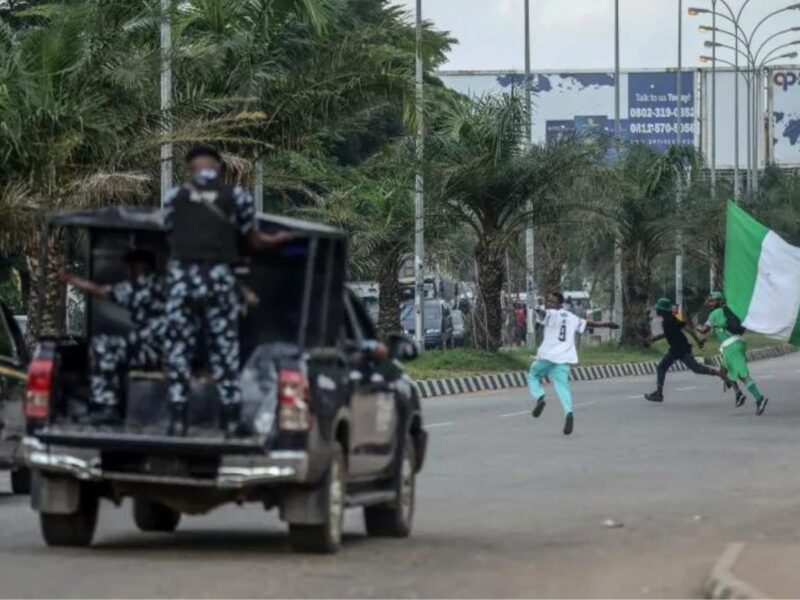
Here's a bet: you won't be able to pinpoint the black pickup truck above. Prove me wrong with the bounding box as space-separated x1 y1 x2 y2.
23 207 427 553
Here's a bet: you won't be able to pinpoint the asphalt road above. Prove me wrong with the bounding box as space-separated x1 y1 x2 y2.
2 355 800 598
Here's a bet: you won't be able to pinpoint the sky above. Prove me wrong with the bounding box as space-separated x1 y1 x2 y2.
394 0 800 72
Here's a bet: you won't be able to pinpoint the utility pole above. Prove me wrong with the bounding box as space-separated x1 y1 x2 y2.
675 0 684 310
414 0 426 350
254 157 265 212
524 0 536 348
613 0 624 340
160 0 173 206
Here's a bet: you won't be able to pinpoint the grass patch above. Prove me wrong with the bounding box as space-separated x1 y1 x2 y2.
405 333 784 380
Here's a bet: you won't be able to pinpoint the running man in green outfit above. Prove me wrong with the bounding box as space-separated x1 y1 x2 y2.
696 292 769 415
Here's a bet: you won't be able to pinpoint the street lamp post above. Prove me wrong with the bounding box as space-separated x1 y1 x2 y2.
414 0 425 350
691 1 800 196
524 0 537 348
613 0 623 340
675 0 686 310
710 0 717 291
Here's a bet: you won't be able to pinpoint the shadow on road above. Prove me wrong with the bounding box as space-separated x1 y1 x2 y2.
94 530 372 557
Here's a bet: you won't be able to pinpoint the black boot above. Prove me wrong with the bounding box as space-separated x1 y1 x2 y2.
645 390 664 403
168 403 188 437
221 403 242 438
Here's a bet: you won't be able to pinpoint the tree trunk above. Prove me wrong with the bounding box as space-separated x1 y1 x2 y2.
538 224 565 295
620 245 653 348
473 236 505 351
377 250 402 338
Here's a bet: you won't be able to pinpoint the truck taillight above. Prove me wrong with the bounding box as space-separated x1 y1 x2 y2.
278 369 311 431
26 359 54 420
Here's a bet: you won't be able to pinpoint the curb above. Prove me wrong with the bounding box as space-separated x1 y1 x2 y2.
415 344 797 399
705 543 769 600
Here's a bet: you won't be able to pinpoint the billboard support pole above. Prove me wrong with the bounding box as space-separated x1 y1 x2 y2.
613 0 623 340
524 0 537 349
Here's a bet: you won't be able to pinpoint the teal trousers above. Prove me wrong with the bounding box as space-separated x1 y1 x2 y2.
528 359 573 415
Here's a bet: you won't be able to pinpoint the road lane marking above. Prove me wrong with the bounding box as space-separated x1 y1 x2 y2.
677 386 698 392
427 422 454 428
499 411 530 418
760 374 776 379
628 395 643 399
575 402 596 408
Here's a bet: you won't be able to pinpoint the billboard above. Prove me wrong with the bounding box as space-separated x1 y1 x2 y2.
438 70 697 154
699 69 752 170
771 69 800 165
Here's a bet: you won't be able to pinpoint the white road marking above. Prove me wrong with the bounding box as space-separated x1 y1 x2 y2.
427 422 454 428
760 374 776 379
575 402 596 408
499 411 530 418
677 386 698 392
628 395 643 399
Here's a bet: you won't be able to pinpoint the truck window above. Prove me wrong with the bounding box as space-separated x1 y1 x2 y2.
0 310 19 363
349 295 377 341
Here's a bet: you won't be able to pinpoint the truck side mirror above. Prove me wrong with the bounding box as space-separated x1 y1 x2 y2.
386 333 419 362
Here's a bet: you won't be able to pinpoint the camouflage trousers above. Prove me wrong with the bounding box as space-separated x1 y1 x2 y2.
164 262 241 406
91 334 161 406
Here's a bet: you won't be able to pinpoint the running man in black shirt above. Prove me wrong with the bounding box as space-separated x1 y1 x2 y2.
645 297 727 403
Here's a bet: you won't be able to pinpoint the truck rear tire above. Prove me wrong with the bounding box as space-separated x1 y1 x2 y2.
133 499 181 533
39 486 98 547
289 443 346 554
364 434 415 538
10 468 31 495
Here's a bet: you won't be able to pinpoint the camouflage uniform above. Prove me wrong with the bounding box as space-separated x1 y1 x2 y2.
162 175 256 406
91 274 167 405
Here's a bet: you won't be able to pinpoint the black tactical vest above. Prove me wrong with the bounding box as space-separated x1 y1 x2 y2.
169 180 240 264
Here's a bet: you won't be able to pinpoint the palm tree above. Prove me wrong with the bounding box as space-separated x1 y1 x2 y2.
429 93 603 350
597 144 697 347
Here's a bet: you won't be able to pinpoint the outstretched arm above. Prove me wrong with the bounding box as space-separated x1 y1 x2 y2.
586 320 619 330
247 230 295 251
57 270 110 301
685 326 706 348
696 323 712 335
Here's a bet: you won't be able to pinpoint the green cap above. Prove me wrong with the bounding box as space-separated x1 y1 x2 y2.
710 291 725 301
654 297 673 312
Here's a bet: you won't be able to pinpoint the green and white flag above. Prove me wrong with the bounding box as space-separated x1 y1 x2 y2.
725 201 800 345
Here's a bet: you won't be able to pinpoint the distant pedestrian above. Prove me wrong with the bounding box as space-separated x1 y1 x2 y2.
696 292 768 415
528 292 619 435
645 297 727 404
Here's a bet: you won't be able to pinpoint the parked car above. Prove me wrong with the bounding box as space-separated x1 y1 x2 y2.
451 309 466 347
0 302 30 493
24 207 427 553
401 300 454 350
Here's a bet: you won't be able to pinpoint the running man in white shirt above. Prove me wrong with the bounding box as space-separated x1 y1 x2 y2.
529 292 619 435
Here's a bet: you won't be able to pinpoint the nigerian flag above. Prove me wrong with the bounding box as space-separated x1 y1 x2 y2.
725 201 800 345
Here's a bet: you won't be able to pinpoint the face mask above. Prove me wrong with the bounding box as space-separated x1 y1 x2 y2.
197 169 219 180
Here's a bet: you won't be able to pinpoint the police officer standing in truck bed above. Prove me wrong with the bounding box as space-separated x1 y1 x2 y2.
163 145 292 437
